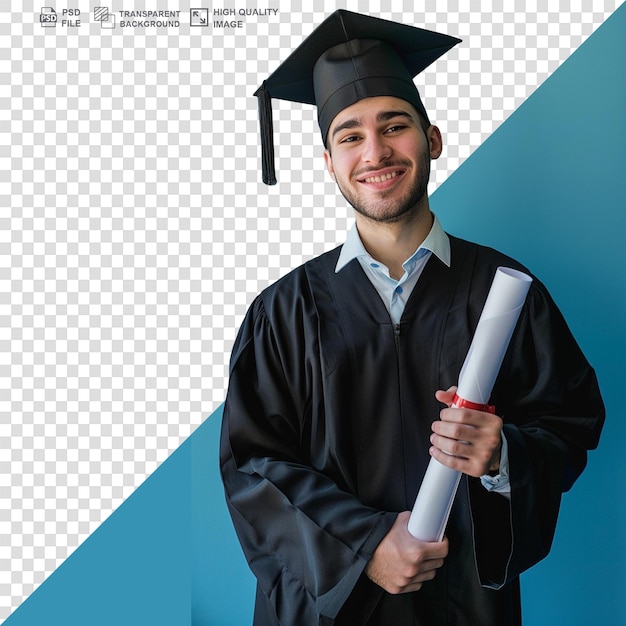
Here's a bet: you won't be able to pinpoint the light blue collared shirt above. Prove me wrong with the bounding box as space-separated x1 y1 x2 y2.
335 214 451 325
335 213 510 495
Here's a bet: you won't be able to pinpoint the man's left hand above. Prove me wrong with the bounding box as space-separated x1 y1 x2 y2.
430 386 502 478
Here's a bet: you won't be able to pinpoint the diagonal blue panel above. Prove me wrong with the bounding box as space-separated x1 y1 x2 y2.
431 4 626 624
190 405 254 626
6 4 625 625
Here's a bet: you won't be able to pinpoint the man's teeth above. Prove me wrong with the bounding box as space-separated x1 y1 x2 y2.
363 171 399 183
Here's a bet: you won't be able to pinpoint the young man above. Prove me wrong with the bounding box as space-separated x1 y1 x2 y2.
220 10 604 625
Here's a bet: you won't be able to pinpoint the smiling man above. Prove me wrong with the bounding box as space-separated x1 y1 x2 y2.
219 10 605 626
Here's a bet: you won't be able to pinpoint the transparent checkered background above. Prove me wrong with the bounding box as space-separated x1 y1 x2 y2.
0 0 620 619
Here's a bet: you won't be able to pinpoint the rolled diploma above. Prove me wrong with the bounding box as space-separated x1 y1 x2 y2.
407 267 533 541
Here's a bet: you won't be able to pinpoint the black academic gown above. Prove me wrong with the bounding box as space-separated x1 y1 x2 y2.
220 236 605 626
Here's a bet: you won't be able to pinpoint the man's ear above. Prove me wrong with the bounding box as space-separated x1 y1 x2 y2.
426 125 443 160
323 149 336 179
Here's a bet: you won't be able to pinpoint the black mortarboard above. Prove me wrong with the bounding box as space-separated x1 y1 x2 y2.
254 10 461 184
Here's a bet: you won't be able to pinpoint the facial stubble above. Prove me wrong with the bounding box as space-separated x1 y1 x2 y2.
334 146 432 225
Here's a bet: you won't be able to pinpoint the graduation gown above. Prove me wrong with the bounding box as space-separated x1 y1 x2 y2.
220 235 604 626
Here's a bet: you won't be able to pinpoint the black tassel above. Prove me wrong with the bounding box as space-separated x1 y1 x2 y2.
254 81 277 185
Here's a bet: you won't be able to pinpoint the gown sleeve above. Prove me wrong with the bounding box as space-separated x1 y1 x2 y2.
219 293 396 625
469 278 605 588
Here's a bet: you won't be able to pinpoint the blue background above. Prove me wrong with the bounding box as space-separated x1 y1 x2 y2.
6 5 625 625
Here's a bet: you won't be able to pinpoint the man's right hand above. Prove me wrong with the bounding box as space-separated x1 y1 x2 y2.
364 511 448 594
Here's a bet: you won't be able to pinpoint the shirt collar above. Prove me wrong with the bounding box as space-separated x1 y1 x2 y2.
335 213 451 273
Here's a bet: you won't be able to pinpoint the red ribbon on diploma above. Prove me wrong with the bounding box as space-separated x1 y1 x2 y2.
452 393 496 414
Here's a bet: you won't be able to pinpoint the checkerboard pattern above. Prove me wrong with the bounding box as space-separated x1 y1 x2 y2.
0 0 619 619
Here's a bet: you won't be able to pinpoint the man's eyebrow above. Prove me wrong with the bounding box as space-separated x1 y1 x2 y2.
330 110 415 140
331 118 361 140
376 110 414 123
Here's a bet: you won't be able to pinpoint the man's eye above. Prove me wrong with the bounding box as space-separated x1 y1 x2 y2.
385 125 406 134
339 135 360 144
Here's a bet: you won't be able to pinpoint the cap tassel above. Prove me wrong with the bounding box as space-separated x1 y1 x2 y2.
254 81 277 185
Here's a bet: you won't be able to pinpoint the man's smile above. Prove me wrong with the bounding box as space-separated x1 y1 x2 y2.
356 167 407 189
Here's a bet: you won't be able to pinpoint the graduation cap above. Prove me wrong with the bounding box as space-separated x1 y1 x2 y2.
255 9 461 185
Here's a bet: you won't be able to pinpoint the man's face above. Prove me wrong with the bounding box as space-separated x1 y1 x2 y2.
323 96 442 225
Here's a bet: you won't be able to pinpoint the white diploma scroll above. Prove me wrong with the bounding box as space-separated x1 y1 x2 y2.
407 267 533 541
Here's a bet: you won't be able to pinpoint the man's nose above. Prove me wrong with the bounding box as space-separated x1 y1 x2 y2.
362 133 391 163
